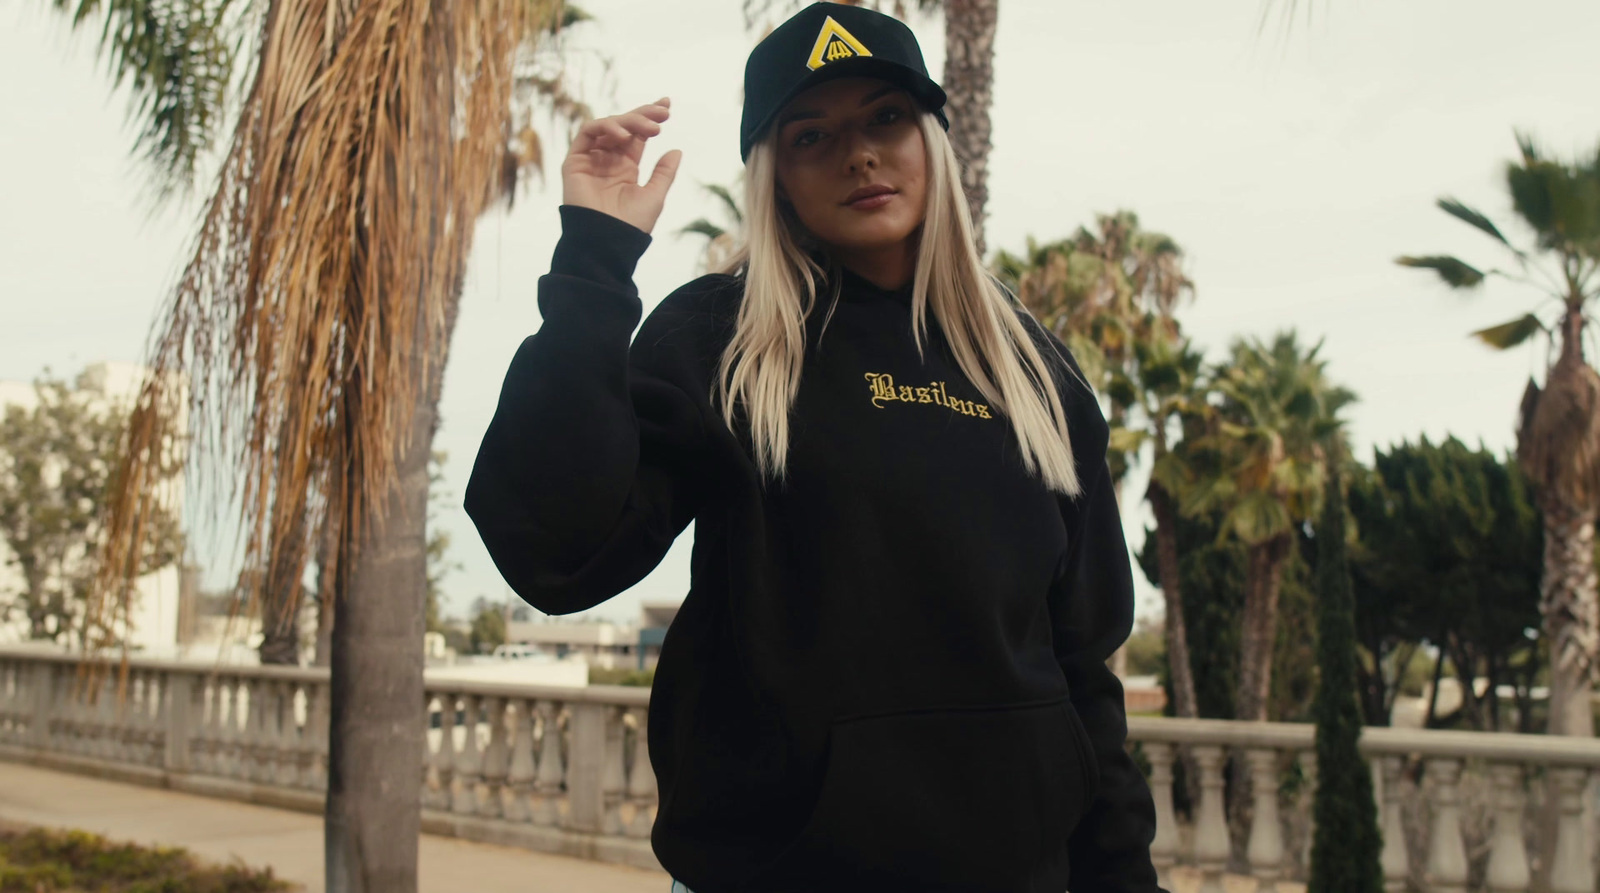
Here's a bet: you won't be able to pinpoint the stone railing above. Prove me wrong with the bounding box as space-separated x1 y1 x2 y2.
0 647 1596 890
1133 717 1600 892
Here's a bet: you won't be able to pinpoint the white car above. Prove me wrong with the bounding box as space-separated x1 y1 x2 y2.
490 643 546 661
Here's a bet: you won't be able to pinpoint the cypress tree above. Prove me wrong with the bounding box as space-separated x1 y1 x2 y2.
1308 459 1384 893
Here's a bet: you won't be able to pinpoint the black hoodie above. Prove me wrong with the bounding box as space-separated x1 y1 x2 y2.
465 205 1162 893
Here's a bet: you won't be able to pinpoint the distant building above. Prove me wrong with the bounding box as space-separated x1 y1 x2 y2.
504 598 683 671
0 363 185 653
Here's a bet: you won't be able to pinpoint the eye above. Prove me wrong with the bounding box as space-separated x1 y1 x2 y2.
872 105 905 125
792 128 824 148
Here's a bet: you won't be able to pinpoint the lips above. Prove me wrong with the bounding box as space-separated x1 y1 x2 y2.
842 184 897 205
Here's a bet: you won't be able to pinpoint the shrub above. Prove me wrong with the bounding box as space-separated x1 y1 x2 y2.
0 826 293 892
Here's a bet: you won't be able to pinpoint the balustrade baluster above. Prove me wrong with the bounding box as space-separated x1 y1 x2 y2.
434 694 458 811
147 671 167 767
1297 750 1318 875
420 691 435 806
254 679 274 784
505 699 536 824
1483 762 1530 892
140 670 160 765
193 678 215 775
1192 744 1229 893
1378 755 1409 891
307 681 329 792
1423 757 1469 893
273 681 296 785
117 671 138 763
1547 766 1597 893
117 670 139 764
1246 748 1284 892
221 677 243 778
625 705 656 839
225 677 245 779
286 682 309 788
534 700 565 827
246 678 269 782
1143 742 1178 891
134 670 156 766
480 697 508 819
33 663 57 751
452 693 483 814
95 672 115 760
601 706 628 836
421 694 444 808
71 674 90 756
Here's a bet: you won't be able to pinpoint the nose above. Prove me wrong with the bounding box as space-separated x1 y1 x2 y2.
842 128 877 175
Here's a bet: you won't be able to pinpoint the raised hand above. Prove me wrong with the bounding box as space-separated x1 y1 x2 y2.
562 97 683 235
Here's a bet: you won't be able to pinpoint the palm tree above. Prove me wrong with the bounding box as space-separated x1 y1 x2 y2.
62 0 588 889
744 0 996 253
1397 133 1600 737
1183 331 1355 724
1127 333 1208 723
995 211 1202 700
678 180 746 273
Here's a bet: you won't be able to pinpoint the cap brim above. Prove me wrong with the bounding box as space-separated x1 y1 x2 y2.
744 57 948 160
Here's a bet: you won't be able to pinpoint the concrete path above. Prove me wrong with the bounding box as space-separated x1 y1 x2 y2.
0 761 669 893
0 760 1298 892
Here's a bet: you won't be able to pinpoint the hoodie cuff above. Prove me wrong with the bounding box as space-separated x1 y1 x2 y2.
551 205 653 292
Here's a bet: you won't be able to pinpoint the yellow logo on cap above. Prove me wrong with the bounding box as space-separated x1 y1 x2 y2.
806 15 872 70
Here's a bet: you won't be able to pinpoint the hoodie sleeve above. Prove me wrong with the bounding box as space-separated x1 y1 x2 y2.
1049 460 1163 893
464 205 711 615
1019 309 1163 892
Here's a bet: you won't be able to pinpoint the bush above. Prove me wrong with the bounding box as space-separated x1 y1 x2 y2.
588 666 655 687
0 826 293 892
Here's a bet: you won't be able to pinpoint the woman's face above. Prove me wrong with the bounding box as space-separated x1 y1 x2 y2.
772 77 928 257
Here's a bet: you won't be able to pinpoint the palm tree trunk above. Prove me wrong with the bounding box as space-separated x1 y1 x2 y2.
1224 534 1289 866
324 377 432 893
1539 496 1598 738
1236 535 1290 723
1150 480 1199 721
324 254 467 893
941 0 997 256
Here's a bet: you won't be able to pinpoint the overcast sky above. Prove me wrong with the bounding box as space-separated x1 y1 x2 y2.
3 0 1597 626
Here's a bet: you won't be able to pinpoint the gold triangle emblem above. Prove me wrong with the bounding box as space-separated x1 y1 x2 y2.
806 16 873 70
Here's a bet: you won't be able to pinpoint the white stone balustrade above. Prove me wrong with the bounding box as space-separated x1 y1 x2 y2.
1 647 1595 889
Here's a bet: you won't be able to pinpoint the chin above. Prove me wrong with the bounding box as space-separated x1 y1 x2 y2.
822 216 919 252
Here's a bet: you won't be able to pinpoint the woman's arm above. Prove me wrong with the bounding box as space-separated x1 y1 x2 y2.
464 207 711 615
1049 460 1163 893
466 98 699 614
1016 306 1164 891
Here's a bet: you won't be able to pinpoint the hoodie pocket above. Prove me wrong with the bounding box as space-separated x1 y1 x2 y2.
746 696 1096 888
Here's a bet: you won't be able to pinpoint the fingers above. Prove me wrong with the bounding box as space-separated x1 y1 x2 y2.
571 99 672 154
644 149 683 199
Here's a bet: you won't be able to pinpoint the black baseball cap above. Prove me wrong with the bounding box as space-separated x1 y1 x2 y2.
740 2 948 162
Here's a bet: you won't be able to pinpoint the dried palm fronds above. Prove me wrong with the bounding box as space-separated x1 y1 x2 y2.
85 0 574 686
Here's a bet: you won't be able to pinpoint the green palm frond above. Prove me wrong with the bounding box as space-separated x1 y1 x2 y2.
1396 255 1486 289
1472 314 1546 350
52 0 242 197
677 219 726 241
1109 426 1150 456
705 183 744 227
1437 197 1510 247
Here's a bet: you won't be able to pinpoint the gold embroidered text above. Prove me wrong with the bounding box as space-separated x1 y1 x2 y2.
863 372 992 419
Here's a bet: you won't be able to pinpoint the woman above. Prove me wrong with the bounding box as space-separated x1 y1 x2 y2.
465 3 1162 891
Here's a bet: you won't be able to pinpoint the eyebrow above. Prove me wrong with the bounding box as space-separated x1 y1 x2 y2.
776 85 903 130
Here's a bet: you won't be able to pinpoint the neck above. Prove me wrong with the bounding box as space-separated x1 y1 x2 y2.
832 238 916 292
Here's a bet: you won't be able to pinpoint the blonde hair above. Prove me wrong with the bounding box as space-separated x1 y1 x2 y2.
713 110 1082 496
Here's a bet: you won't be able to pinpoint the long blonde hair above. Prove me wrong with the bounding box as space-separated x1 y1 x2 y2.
713 110 1082 497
